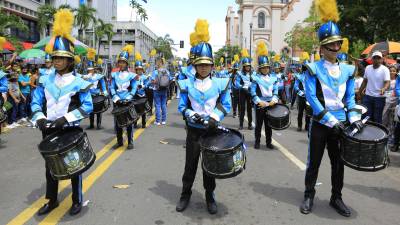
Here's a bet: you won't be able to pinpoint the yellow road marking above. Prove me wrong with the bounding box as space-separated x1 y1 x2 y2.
38 115 155 225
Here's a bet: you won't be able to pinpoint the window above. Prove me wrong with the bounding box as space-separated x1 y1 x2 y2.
258 12 265 28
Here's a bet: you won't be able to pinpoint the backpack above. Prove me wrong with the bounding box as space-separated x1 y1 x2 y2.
157 70 170 90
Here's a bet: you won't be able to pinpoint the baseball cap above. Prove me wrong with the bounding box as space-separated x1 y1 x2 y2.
372 51 383 58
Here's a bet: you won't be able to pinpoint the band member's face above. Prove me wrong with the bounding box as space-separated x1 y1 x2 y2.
244 65 251 72
118 60 128 70
45 62 52 68
53 56 70 72
274 67 280 73
88 69 95 74
136 68 144 75
260 66 270 75
196 64 212 78
321 41 342 60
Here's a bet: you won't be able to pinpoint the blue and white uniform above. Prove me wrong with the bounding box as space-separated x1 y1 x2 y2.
235 70 256 128
39 67 55 77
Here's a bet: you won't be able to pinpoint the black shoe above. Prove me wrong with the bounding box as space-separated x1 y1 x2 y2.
248 125 254 130
239 125 243 130
266 143 275 149
96 125 103 130
297 127 302 132
329 197 351 217
114 142 123 149
254 143 260 149
133 123 138 129
176 196 190 212
300 197 313 214
69 203 82 216
391 145 399 152
205 192 217 214
86 125 94 130
233 113 236 118
37 201 59 215
127 143 134 150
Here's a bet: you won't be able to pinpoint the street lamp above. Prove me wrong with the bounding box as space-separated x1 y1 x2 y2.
249 22 253 57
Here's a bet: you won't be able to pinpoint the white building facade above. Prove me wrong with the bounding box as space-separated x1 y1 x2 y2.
226 0 312 56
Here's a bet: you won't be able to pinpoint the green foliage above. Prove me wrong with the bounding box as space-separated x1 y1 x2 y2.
74 4 97 43
0 10 28 37
214 45 241 66
130 0 148 22
155 34 174 60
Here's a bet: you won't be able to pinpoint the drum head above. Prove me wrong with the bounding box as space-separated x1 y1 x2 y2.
345 123 387 141
200 129 243 152
39 127 84 154
267 104 289 118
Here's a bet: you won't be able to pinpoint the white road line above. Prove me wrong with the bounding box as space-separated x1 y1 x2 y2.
244 116 307 171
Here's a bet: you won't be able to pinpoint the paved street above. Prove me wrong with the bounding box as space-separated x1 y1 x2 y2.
2 99 400 225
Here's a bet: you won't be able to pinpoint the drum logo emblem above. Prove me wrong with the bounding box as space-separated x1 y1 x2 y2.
64 152 81 169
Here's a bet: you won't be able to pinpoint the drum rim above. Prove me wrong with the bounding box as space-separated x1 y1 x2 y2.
201 150 246 179
341 121 389 143
38 127 85 154
269 120 291 130
199 128 244 153
341 158 387 172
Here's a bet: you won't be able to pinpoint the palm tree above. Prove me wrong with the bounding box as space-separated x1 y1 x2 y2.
74 4 97 45
138 7 148 22
129 0 148 22
103 23 114 59
155 34 175 59
0 10 28 37
37 4 56 38
95 19 114 56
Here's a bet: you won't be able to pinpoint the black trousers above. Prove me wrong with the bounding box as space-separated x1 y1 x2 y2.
255 107 272 145
239 89 252 126
232 89 239 115
145 88 154 113
297 96 310 130
304 121 344 199
181 127 216 198
42 128 82 204
89 113 102 127
134 113 146 127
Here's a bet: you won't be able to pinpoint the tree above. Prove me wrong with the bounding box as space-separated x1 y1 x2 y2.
0 10 28 37
37 4 56 37
74 4 97 45
94 19 114 56
154 34 174 60
130 0 148 22
214 45 242 66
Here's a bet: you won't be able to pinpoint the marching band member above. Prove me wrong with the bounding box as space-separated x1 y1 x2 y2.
300 0 363 217
39 54 55 77
31 9 93 216
110 45 138 150
235 48 255 130
133 52 149 128
250 42 279 149
176 19 231 214
295 52 311 132
230 55 240 118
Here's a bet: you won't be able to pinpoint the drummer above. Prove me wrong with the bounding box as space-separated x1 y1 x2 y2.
133 52 149 129
0 69 8 136
31 9 93 216
300 0 363 217
110 45 138 150
294 53 311 132
250 41 278 150
176 19 231 215
84 59 108 130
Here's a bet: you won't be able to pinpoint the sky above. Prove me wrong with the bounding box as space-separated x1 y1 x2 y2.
117 0 237 58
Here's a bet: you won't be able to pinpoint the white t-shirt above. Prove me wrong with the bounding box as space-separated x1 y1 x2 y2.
364 64 390 97
354 77 364 90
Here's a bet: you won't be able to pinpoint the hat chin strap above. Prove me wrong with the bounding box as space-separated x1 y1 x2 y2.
324 45 340 53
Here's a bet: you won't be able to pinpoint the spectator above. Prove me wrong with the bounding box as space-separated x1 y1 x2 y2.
7 74 25 128
382 66 398 141
18 65 31 120
359 51 390 123
354 68 364 103
151 58 171 125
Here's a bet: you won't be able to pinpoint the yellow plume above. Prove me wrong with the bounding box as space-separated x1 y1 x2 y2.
273 54 281 62
52 9 75 41
122 44 134 54
135 51 142 61
220 57 224 64
74 55 81 64
87 48 96 61
190 32 199 47
150 49 156 57
194 19 210 43
241 48 250 58
0 36 6 51
97 58 103 65
340 37 349 53
300 52 310 62
233 54 239 62
173 61 178 66
314 53 321 61
315 0 340 23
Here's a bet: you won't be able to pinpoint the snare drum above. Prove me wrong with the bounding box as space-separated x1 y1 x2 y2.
38 127 96 180
111 101 138 127
340 121 388 172
266 103 291 130
133 97 151 115
200 128 246 179
92 94 110 114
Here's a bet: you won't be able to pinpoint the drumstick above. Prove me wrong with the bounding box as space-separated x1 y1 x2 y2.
349 116 369 136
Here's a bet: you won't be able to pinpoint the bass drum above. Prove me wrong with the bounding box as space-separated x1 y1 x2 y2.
38 127 96 180
266 103 291 130
340 121 388 172
200 128 246 179
92 94 110 114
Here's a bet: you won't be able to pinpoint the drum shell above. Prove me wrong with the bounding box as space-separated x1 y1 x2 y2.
133 97 151 115
92 95 110 114
200 129 246 179
38 127 96 180
266 104 291 130
111 103 138 127
340 121 388 172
